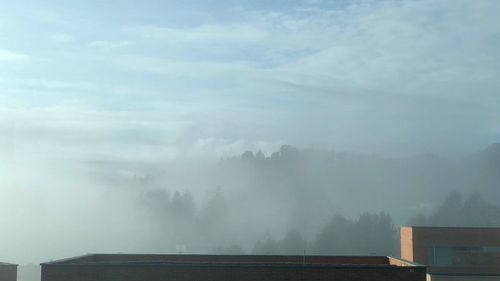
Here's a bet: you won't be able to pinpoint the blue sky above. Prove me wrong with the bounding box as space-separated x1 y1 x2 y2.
1 0 500 162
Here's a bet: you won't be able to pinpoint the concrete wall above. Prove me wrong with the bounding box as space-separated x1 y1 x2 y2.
42 264 426 281
0 264 18 281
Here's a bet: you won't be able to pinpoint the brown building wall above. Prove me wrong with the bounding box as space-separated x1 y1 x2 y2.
401 226 415 261
0 265 18 281
400 226 500 274
42 264 426 281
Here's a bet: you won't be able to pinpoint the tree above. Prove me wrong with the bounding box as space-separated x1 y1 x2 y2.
213 244 245 255
279 230 307 255
409 190 500 227
312 213 397 255
171 191 195 217
241 151 255 161
252 234 280 254
312 214 351 254
256 150 265 160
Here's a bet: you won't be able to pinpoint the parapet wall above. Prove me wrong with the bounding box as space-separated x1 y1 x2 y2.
0 263 18 281
41 254 426 281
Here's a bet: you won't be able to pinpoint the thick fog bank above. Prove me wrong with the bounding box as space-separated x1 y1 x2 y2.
2 143 500 267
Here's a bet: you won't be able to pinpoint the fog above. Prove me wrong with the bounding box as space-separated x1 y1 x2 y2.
2 143 500 267
1 0 500 279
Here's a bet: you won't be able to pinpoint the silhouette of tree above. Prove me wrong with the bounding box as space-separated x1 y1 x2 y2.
213 244 245 255
409 190 500 227
255 150 265 160
279 230 307 255
312 212 397 255
171 191 195 217
251 234 280 254
241 151 254 161
312 214 351 254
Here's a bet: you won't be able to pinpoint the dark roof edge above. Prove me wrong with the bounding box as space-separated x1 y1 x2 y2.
39 261 424 270
401 225 500 230
41 253 392 265
41 253 97 266
40 254 424 269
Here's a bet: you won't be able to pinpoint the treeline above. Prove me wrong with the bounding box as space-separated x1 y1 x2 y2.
211 190 500 255
408 190 500 227
216 144 500 229
212 212 398 256
138 143 500 254
139 186 500 255
249 212 397 256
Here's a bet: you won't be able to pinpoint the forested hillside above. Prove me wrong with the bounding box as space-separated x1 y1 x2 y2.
138 144 500 255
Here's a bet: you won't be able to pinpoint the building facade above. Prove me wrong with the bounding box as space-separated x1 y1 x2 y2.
401 226 500 281
0 262 18 281
41 254 425 281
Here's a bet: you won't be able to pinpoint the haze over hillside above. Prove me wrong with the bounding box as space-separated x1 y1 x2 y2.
2 143 500 267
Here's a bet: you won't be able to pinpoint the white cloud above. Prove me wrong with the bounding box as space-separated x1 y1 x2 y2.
1 0 499 160
120 0 500 92
87 40 131 49
114 55 263 80
0 49 29 62
112 0 500 155
126 24 267 44
17 78 94 90
50 33 75 43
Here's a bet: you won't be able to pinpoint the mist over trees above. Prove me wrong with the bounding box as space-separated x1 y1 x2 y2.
252 230 308 255
311 212 397 256
408 190 500 227
12 143 500 281
250 212 397 256
135 143 500 256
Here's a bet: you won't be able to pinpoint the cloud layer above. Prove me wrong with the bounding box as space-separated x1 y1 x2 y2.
1 0 500 159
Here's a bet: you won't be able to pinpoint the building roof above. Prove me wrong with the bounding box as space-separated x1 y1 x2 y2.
41 254 423 269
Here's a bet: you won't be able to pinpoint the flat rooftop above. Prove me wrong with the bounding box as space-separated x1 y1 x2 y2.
42 254 422 269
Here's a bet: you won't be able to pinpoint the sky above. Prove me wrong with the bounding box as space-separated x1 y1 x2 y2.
1 0 500 163
1 0 500 265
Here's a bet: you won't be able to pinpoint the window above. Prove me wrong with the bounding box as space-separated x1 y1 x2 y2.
428 246 500 267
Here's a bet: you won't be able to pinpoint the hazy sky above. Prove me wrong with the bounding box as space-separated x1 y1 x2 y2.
1 0 500 162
